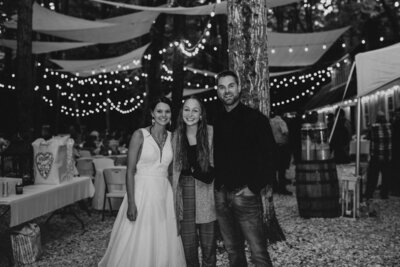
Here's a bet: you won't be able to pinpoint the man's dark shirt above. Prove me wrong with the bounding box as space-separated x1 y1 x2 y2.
213 103 276 194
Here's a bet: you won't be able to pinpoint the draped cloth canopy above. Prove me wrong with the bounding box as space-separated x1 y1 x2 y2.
91 0 300 14
3 2 346 67
185 66 306 78
51 44 150 76
0 39 94 54
4 3 159 44
166 88 213 98
356 43 400 97
268 27 350 67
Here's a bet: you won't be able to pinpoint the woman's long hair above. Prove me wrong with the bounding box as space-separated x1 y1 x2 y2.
175 96 210 172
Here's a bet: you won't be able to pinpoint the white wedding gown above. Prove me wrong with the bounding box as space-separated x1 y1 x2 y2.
99 129 186 267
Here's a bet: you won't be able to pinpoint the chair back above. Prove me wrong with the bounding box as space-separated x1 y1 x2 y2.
79 150 92 157
114 155 127 166
103 168 127 191
75 158 94 177
92 157 114 172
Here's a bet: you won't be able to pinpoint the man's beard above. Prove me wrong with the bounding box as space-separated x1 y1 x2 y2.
221 94 240 106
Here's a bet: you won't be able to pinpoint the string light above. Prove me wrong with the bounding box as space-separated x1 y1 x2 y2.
157 5 216 58
41 92 148 117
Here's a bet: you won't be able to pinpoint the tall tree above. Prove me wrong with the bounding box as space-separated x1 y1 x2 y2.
227 0 270 115
170 0 186 126
16 0 34 135
142 0 167 126
227 0 285 243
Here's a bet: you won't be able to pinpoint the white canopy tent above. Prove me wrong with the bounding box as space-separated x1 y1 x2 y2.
351 43 400 177
356 43 400 97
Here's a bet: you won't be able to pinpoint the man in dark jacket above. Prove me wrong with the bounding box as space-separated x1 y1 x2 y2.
214 70 275 267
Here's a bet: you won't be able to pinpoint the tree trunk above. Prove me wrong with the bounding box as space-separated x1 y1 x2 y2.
227 0 270 115
168 0 187 128
378 0 400 42
217 15 229 68
16 0 34 134
227 0 285 244
305 0 313 32
170 13 185 127
141 0 166 127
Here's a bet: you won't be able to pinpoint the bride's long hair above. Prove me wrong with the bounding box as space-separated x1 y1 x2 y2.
175 96 210 172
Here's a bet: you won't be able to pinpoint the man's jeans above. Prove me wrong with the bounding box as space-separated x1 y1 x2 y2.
215 187 273 267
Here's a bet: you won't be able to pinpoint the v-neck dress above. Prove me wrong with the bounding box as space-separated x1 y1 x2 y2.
99 129 186 267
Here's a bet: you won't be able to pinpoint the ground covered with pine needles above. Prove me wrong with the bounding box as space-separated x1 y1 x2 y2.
1 165 399 266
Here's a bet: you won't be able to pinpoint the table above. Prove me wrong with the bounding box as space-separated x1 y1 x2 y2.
0 176 94 227
92 166 126 210
79 154 127 166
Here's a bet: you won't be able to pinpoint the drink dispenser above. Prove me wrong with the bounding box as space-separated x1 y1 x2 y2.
313 122 331 160
301 123 315 161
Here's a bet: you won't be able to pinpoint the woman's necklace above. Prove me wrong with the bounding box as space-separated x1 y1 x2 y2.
150 126 167 150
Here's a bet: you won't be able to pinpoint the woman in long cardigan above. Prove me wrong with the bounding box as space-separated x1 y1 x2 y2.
172 96 216 267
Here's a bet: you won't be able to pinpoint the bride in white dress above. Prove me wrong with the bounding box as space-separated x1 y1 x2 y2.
99 97 186 267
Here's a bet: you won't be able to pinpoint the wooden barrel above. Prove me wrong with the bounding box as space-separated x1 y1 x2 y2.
295 160 340 218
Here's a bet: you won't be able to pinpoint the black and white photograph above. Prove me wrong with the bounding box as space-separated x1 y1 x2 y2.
0 0 399 266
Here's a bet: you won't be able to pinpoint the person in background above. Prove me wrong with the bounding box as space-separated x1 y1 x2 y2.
99 97 186 267
82 135 99 155
307 111 319 124
41 124 53 141
288 112 303 163
214 70 274 267
0 133 10 153
270 112 292 195
365 111 392 200
99 135 117 156
327 113 335 136
109 130 121 153
172 96 216 267
330 109 352 164
391 108 400 196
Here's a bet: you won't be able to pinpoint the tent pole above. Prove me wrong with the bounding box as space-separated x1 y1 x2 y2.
355 97 361 177
328 62 356 143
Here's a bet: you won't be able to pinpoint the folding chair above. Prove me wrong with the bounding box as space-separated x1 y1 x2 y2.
92 157 114 172
75 158 95 178
102 167 127 220
114 155 127 166
79 150 92 157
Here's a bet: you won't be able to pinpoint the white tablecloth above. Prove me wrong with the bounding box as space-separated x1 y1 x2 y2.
92 166 126 210
0 176 94 227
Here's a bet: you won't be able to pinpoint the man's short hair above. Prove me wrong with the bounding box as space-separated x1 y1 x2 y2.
216 70 239 85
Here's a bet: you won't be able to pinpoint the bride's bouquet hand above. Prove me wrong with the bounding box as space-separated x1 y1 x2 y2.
127 202 138 221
